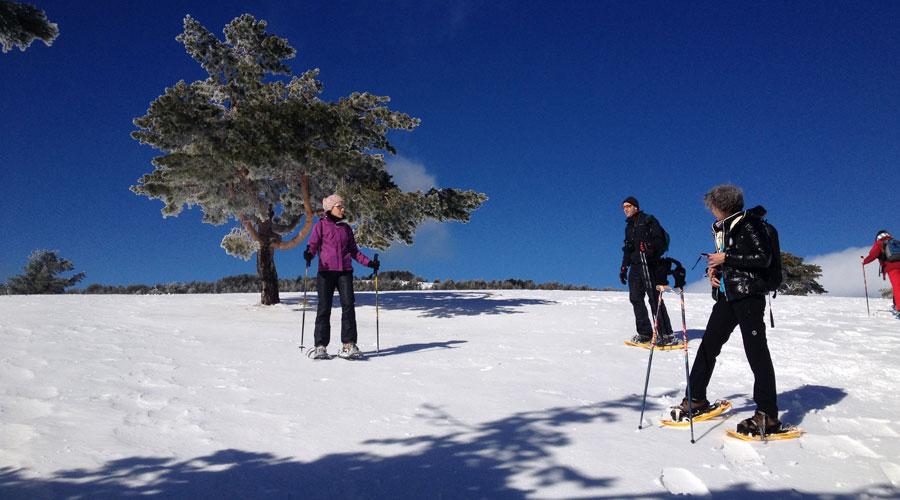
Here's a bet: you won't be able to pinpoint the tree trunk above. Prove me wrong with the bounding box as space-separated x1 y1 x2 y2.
256 222 281 305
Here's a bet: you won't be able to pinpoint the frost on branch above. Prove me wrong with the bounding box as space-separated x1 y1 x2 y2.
221 227 259 260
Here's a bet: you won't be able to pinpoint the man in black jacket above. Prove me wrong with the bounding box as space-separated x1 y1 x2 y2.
672 184 782 436
620 196 676 345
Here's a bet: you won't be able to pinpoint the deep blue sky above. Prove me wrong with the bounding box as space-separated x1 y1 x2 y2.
2 1 898 289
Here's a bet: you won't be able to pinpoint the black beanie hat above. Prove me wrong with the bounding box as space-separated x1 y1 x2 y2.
876 229 890 239
623 196 639 209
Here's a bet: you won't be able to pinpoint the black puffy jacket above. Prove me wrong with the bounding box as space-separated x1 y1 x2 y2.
711 207 772 301
621 211 667 268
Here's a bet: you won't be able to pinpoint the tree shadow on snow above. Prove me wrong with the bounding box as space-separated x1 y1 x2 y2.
285 291 557 318
0 403 618 499
0 397 886 499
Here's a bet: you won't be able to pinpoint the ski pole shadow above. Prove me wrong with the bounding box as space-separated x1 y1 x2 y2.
365 340 467 358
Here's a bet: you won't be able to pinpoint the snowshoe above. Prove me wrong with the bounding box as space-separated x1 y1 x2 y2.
656 335 679 347
337 343 362 360
734 410 783 437
307 346 330 360
670 398 710 421
725 426 803 441
631 334 652 344
624 336 685 350
661 399 732 428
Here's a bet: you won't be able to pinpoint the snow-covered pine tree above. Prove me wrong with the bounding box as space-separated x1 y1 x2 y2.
132 14 486 305
779 251 826 296
7 250 85 294
0 1 58 53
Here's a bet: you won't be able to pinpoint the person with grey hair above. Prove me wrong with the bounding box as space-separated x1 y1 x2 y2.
304 194 379 360
670 184 784 437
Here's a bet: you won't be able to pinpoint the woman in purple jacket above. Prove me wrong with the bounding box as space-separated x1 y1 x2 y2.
304 194 379 360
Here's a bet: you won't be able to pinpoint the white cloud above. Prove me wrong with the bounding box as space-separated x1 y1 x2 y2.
381 221 452 265
378 157 452 269
386 156 437 192
809 246 885 297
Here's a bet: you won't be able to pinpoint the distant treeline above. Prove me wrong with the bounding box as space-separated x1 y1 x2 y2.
22 271 598 295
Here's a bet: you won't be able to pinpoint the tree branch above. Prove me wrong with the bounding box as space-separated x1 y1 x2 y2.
273 173 314 250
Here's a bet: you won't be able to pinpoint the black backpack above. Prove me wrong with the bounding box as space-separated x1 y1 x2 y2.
663 257 686 289
647 214 670 255
747 206 783 297
762 220 783 296
883 237 900 262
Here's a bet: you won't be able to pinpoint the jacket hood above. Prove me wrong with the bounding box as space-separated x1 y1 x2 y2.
746 205 767 218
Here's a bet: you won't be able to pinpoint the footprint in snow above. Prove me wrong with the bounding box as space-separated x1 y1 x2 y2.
659 467 710 496
722 438 764 466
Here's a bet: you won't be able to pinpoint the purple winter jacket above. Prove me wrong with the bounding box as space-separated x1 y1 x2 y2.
307 214 371 272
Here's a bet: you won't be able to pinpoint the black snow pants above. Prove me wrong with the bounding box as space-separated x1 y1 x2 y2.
628 264 673 337
314 271 357 347
688 294 778 417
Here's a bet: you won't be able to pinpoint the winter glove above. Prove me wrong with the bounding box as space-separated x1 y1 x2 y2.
673 264 686 289
368 256 380 273
303 246 313 266
619 266 628 285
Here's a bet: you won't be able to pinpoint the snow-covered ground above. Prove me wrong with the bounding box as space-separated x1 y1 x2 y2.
1 290 899 498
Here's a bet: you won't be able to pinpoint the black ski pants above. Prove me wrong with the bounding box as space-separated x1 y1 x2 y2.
688 294 778 417
628 264 673 337
314 271 357 347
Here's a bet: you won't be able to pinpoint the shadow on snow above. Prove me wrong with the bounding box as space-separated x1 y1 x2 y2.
0 403 618 499
725 384 847 427
0 394 885 499
365 340 467 358
284 291 557 318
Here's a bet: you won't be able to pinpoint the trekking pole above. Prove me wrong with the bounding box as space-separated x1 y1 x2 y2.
639 244 659 325
299 260 310 351
861 259 870 317
637 243 661 429
638 287 665 429
374 253 380 353
678 288 695 443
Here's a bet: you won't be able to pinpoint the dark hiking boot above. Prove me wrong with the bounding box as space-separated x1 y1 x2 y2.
670 398 711 421
656 335 679 346
631 334 652 344
736 410 782 436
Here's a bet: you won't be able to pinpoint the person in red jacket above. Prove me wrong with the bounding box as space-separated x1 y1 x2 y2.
862 229 900 314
